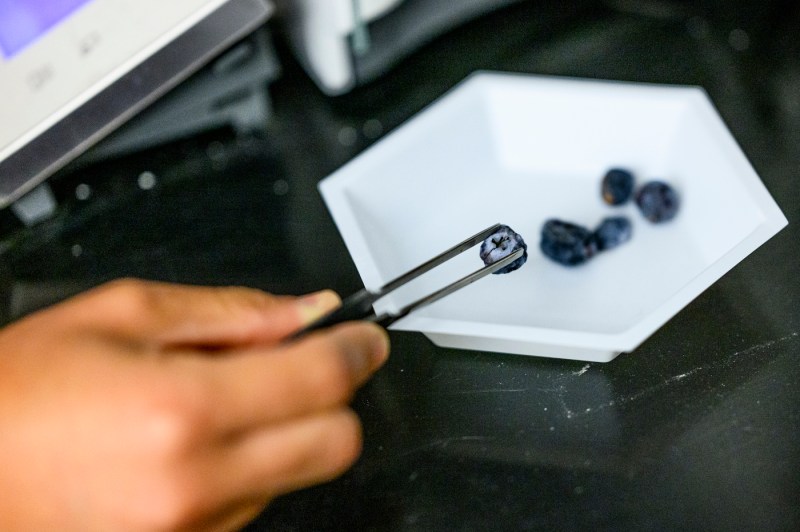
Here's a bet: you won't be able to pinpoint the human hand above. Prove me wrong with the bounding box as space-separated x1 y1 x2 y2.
0 279 389 532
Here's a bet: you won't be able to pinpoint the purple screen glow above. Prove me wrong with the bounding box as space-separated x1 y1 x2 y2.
0 0 93 58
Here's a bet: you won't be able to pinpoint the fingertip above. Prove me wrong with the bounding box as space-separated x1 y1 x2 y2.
328 408 364 475
368 323 390 370
330 321 390 376
295 290 342 326
292 408 363 488
222 409 365 505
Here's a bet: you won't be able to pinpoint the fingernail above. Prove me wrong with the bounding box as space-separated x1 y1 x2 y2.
370 327 390 369
296 290 341 325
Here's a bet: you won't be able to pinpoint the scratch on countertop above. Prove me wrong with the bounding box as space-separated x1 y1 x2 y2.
724 331 798 363
397 436 497 457
392 333 798 418
567 331 800 419
396 387 528 398
554 384 576 419
422 371 444 385
446 388 528 395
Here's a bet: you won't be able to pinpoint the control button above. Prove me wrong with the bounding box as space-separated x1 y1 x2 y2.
78 31 101 56
27 64 54 91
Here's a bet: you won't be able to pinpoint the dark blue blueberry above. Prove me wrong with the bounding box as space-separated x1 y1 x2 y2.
591 216 633 251
635 181 679 223
601 168 635 205
539 219 598 266
480 224 528 274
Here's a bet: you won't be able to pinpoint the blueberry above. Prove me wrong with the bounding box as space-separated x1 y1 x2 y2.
479 224 528 274
601 168 635 205
539 219 598 266
635 181 679 223
591 216 633 251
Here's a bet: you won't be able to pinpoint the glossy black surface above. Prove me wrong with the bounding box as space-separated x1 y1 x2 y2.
2 2 798 530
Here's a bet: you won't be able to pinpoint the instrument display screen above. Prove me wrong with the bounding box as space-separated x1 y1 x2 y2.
0 0 93 58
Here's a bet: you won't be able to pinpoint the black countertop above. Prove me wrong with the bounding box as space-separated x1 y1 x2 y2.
1 2 798 530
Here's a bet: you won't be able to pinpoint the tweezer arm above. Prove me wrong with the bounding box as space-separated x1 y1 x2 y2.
371 247 524 328
290 223 510 339
379 223 504 293
290 288 379 336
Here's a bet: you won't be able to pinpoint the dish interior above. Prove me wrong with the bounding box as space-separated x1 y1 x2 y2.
321 73 783 351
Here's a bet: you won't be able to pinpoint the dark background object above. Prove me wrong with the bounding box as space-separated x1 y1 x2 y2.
0 0 272 211
1 1 798 530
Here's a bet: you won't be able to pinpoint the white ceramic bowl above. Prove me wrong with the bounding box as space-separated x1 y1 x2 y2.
319 72 787 362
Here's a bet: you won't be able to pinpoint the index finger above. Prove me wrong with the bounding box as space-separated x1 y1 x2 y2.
63 279 342 347
194 321 390 435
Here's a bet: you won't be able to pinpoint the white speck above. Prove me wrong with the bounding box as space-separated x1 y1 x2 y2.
574 364 590 376
272 179 289 195
543 407 548 411
71 244 83 257
363 118 383 139
207 142 228 170
729 28 750 51
337 126 358 146
75 183 92 200
137 171 157 190
549 426 555 431
206 141 226 161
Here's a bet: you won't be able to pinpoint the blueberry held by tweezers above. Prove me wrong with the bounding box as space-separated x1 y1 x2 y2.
479 224 528 274
636 181 680 223
601 168 635 205
591 216 633 251
540 219 598 266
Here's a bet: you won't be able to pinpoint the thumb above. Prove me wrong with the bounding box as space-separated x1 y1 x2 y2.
62 279 342 348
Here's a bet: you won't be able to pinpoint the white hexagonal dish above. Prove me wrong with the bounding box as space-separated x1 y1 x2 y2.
319 72 787 362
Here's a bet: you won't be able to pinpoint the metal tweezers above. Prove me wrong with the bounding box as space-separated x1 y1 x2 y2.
292 223 523 338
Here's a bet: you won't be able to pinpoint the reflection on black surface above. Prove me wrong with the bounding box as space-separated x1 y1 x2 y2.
1 1 799 531
252 323 799 531
0 133 343 319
